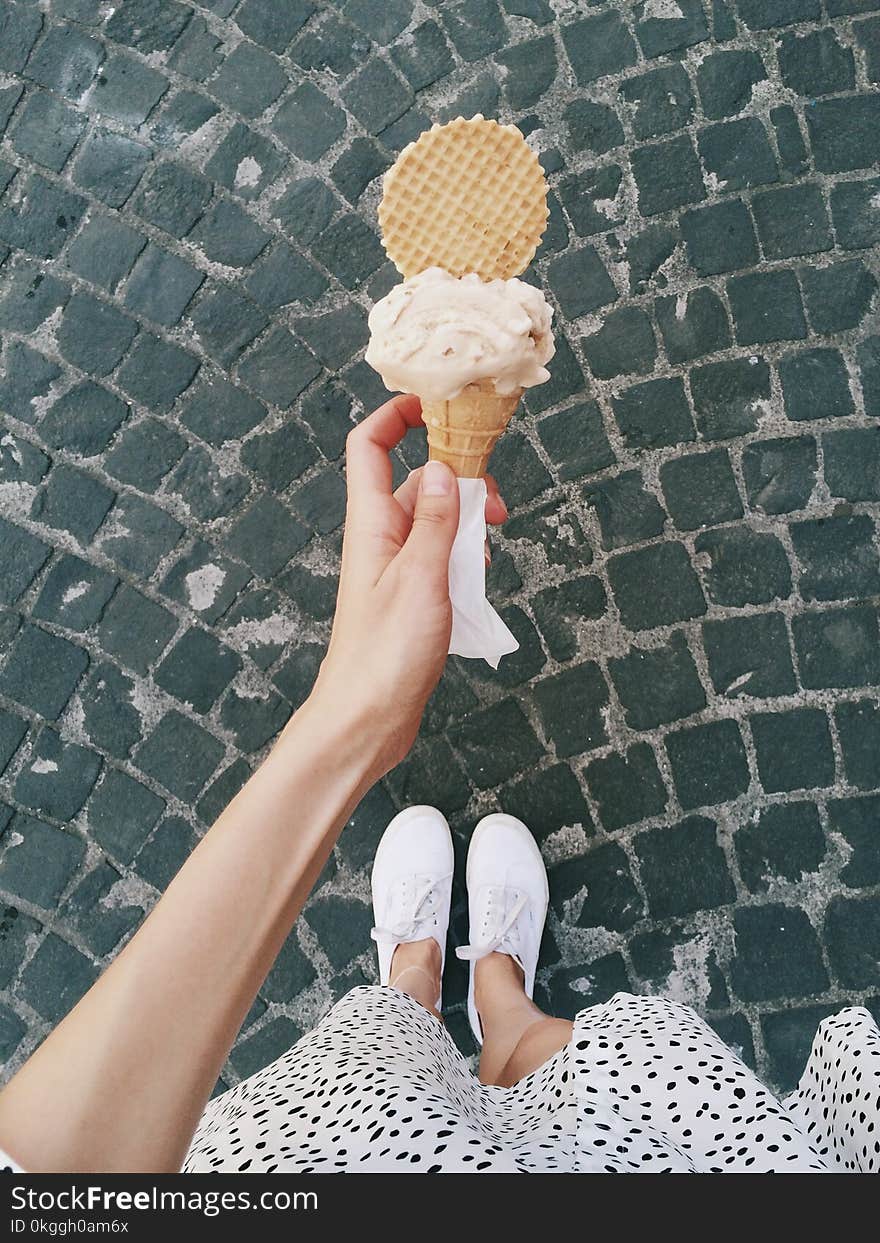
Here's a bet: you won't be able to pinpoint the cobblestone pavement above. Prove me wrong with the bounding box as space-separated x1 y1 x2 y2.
0 0 879 1098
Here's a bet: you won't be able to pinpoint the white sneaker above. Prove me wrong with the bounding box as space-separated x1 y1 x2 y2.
370 805 454 1011
456 813 549 1045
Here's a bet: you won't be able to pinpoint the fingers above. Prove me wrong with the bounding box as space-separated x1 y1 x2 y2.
345 394 423 513
393 468 508 524
397 461 460 595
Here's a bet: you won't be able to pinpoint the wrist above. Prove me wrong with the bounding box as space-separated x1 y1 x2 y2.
277 680 391 789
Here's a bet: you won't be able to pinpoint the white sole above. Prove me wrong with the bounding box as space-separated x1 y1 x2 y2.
464 814 549 1046
371 805 453 1009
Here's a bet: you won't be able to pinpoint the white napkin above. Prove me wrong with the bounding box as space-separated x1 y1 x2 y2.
448 478 519 668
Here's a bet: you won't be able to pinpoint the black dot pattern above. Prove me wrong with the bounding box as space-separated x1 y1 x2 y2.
184 988 880 1174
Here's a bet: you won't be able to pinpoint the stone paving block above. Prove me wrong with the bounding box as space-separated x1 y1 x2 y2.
854 15 880 81
631 134 706 217
752 183 833 260
561 9 638 84
761 1002 840 1094
565 98 624 155
312 214 385 290
0 340 62 424
0 623 89 720
625 224 679 295
0 518 51 604
274 81 348 157
40 381 129 457
800 259 877 335
0 172 86 259
831 176 880 250
104 417 187 490
149 90 218 149
292 11 370 78
14 727 102 820
123 242 204 327
0 709 27 776
236 0 314 51
86 768 165 864
105 0 192 54
0 903 42 992
0 3 43 73
99 493 183 576
806 95 880 173
703 612 797 699
742 435 818 514
210 41 287 119
531 576 607 663
0 1005 26 1064
116 333 200 412
585 742 668 832
56 290 138 376
699 117 778 192
72 127 151 207
245 242 328 310
271 644 325 710
502 763 594 843
619 63 694 139
611 376 694 448
220 587 292 670
738 0 821 30
680 199 760 277
771 104 809 177
386 735 471 814
727 269 807 344
793 605 880 690
239 423 317 492
166 13 224 81
665 718 750 811
610 632 706 732
441 0 507 61
450 698 543 784
750 707 835 793
135 710 225 803
97 584 177 674
224 495 309 578
135 815 198 890
608 542 706 631
695 526 792 607
522 335 586 413
636 816 736 920
189 285 268 367
537 402 615 482
220 687 290 753
486 432 552 507
131 161 212 236
777 28 855 96
834 698 880 791
295 305 369 372
205 123 285 203
825 895 880 989
660 449 743 531
155 628 242 714
229 1016 301 1080
735 801 827 893
195 758 251 828
31 464 115 543
0 433 48 489
18 932 98 1023
546 955 633 1018
731 905 829 1002
80 662 143 759
697 48 766 119
179 377 265 448
547 246 617 320
237 327 320 408
791 514 880 602
860 335 880 416
11 90 87 172
0 814 85 908
779 347 854 423
166 445 249 522
551 840 643 931
61 859 145 957
655 286 731 364
88 50 168 124
32 554 118 633
187 200 269 269
828 795 880 888
66 213 146 292
823 427 880 504
161 539 252 626
585 470 666 551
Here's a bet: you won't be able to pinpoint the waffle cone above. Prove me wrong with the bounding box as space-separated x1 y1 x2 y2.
421 381 521 478
379 116 548 282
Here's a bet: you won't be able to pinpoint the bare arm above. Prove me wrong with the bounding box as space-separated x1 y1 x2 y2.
0 394 506 1173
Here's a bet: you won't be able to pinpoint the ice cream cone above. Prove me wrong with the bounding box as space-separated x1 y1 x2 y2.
421 380 522 478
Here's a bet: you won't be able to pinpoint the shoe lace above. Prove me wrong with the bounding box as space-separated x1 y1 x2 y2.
370 872 452 947
455 890 528 964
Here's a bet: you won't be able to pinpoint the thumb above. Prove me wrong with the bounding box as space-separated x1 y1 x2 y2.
399 460 460 593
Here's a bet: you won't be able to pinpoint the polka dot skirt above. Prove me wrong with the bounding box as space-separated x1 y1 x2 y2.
184 987 880 1173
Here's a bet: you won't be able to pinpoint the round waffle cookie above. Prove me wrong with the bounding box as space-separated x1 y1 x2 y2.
378 115 549 282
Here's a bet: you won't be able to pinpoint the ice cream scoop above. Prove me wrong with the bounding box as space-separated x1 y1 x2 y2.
366 266 554 403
